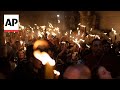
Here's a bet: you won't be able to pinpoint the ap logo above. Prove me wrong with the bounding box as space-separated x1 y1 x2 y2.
4 14 19 32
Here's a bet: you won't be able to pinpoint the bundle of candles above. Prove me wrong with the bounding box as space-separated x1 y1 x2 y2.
33 39 60 79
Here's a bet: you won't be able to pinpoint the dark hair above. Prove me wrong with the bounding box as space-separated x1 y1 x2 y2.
91 39 101 46
102 40 110 46
26 45 34 60
6 42 10 46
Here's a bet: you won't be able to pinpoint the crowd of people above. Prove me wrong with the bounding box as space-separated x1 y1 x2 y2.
0 33 120 79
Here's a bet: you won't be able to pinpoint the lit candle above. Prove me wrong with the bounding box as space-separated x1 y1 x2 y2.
20 40 23 46
53 70 60 79
33 50 55 79
70 30 72 35
5 39 6 44
45 63 54 79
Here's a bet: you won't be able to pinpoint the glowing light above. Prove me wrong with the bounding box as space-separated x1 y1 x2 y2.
24 47 26 51
38 31 43 38
48 23 53 28
5 39 6 44
78 30 80 35
86 44 90 48
95 35 100 39
33 40 49 50
109 38 111 40
33 50 55 66
53 70 60 76
52 32 56 36
70 30 72 35
32 30 34 33
104 33 107 35
73 39 81 48
37 26 39 29
111 44 113 48
58 20 60 23
81 33 84 37
49 59 55 66
89 34 95 37
55 27 59 31
57 15 60 17
40 26 46 30
20 40 23 46
61 41 66 44
112 28 117 35
80 25 86 28
80 39 85 42
119 51 120 54
65 32 68 36
78 23 81 25
90 28 92 31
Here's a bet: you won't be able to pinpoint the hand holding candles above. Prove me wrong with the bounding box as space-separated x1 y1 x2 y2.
33 39 56 79
33 50 55 79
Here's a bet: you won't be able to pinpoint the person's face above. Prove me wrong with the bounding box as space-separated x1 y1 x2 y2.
91 40 103 56
103 44 110 53
18 51 25 60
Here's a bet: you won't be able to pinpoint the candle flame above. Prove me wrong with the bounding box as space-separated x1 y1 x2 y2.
20 40 23 46
33 50 55 66
53 70 60 76
58 20 60 23
65 32 68 36
40 26 46 30
24 47 26 51
90 28 92 31
112 28 117 35
70 30 72 35
33 40 49 50
5 39 6 44
57 15 60 17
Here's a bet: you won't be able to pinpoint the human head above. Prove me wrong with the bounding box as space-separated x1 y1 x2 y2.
63 64 91 79
98 66 112 79
102 40 111 54
18 50 25 61
91 39 103 56
6 42 11 46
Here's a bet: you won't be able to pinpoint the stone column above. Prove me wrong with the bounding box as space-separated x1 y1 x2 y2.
79 11 98 33
0 11 6 57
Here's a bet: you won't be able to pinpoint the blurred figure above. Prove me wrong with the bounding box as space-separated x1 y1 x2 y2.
84 39 103 73
6 42 13 58
98 66 112 79
11 45 45 79
9 50 26 71
17 50 26 63
102 40 112 55
63 64 91 79
84 39 120 79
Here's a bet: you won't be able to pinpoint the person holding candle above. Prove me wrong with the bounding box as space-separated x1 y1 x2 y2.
11 45 45 79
